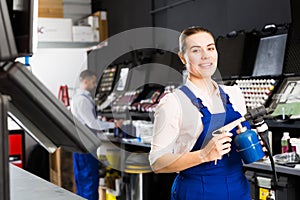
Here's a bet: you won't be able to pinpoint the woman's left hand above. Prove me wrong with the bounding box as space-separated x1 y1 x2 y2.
259 137 269 159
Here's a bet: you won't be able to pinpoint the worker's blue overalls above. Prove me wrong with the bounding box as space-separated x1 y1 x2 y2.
73 153 99 200
171 85 251 200
73 93 99 200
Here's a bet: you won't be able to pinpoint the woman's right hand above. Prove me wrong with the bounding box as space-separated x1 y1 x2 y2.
198 132 233 163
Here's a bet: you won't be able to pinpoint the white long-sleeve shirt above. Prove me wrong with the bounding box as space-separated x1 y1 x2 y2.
71 89 114 131
149 79 247 166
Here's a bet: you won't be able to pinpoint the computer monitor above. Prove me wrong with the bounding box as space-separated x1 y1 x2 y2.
0 62 101 153
0 0 37 62
126 63 148 91
5 0 37 58
216 32 246 79
0 0 18 61
252 33 288 77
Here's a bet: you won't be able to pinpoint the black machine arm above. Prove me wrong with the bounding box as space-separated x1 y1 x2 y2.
246 106 278 187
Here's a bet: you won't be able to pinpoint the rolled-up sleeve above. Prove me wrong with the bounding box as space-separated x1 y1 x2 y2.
224 85 247 116
149 93 181 166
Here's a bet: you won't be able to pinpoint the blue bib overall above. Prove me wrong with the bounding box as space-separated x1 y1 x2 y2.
171 85 251 200
73 153 99 200
73 93 99 200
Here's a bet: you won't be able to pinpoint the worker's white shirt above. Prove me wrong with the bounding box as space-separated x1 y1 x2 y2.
71 89 114 131
149 79 247 166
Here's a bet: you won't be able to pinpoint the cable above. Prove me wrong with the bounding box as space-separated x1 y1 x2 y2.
252 117 278 187
243 106 278 187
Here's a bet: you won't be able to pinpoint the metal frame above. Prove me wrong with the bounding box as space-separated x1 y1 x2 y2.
0 0 18 61
0 94 10 200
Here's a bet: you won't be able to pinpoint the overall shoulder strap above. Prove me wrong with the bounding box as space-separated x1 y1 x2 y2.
179 85 205 112
179 85 197 100
79 93 96 116
218 86 230 106
80 93 94 104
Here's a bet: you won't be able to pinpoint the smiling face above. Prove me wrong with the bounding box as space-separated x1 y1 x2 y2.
179 31 218 81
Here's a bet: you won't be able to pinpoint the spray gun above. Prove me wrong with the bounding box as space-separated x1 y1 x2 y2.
212 106 267 137
212 106 278 185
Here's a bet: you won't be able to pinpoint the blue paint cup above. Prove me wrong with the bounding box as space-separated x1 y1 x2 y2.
234 129 265 164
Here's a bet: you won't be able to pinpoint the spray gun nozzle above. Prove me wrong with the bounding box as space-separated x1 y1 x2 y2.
244 106 267 121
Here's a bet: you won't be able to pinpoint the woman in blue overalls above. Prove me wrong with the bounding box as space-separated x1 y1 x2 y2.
149 27 251 200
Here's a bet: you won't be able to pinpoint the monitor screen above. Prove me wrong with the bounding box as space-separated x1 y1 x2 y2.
151 51 172 66
216 33 246 79
5 0 36 57
148 51 182 86
0 0 18 61
0 62 101 153
126 64 148 91
252 33 288 77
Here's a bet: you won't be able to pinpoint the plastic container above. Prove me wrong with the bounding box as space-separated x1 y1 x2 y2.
234 129 265 164
290 138 300 155
281 132 290 153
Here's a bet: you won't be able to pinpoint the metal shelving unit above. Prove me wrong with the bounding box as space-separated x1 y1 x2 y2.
37 42 99 49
